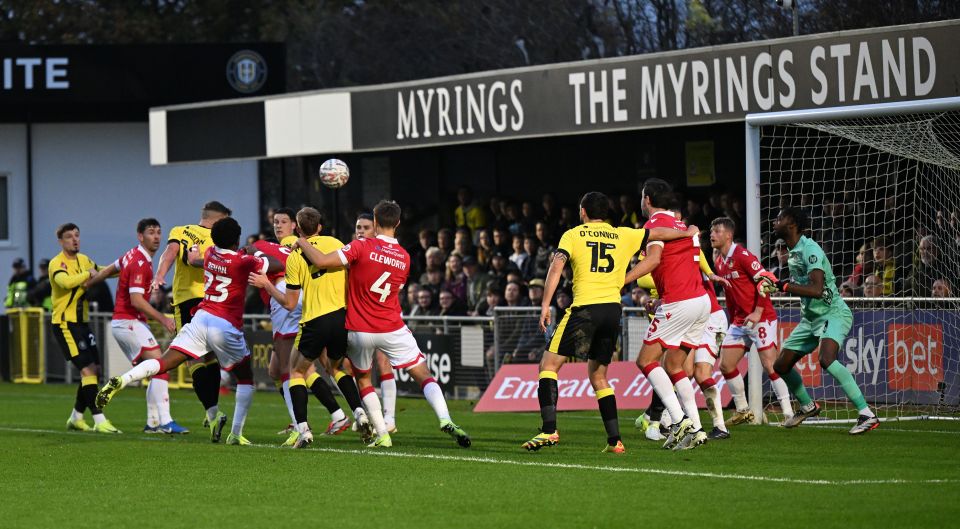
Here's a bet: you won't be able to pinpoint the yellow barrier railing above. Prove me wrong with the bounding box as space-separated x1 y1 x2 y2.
9 308 45 383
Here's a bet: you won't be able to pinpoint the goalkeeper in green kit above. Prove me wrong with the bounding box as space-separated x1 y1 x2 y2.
759 207 879 435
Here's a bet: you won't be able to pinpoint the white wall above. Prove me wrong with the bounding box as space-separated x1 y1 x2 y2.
0 125 31 303
0 122 259 313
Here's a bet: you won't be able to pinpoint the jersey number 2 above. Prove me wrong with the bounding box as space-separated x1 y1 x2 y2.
586 241 615 273
203 271 231 302
371 272 391 302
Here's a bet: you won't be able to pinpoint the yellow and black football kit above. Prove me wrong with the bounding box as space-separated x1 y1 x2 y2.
286 235 348 360
49 251 100 369
548 222 649 364
167 224 214 329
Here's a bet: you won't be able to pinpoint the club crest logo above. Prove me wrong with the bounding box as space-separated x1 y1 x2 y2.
226 50 267 94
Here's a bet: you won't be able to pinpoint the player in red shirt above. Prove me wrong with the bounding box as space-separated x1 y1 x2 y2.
710 217 794 424
87 218 186 434
296 200 471 449
97 218 280 445
624 179 712 450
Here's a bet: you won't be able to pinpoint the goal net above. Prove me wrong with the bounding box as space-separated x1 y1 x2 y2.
747 98 960 424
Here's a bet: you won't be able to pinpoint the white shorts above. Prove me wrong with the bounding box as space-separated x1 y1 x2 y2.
169 310 250 370
722 319 779 353
270 280 301 340
643 294 711 350
695 310 729 364
347 326 424 373
111 319 161 365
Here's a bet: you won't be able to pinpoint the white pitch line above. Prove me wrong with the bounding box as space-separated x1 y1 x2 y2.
1 425 956 486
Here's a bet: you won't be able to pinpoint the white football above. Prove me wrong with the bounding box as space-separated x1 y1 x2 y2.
319 158 350 189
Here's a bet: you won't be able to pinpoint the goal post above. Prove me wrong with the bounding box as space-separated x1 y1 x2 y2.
745 96 960 425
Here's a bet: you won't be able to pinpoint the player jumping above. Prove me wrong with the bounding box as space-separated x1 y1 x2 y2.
97 218 281 445
762 207 878 434
296 200 471 448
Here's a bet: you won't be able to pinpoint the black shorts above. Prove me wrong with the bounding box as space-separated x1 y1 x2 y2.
295 309 347 361
547 303 622 365
52 321 100 370
173 298 201 331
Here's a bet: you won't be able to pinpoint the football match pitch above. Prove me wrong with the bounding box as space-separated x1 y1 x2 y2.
2 383 958 529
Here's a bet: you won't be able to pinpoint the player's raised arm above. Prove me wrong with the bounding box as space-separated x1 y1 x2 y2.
84 261 119 290
647 225 699 242
248 272 298 311
773 268 825 299
624 244 662 285
539 250 567 333
153 240 179 289
295 237 344 269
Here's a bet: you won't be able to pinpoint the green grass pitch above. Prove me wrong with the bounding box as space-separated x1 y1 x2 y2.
1 383 959 529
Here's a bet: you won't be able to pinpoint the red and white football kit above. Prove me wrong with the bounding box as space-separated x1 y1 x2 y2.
696 277 729 364
169 247 268 369
337 235 424 372
252 240 300 340
110 245 161 364
642 211 711 349
715 243 778 352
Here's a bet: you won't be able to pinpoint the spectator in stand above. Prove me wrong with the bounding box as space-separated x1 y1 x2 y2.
520 235 539 280
420 247 446 284
27 258 52 310
558 205 578 234
473 284 503 317
150 285 172 314
409 229 436 280
558 263 574 294
475 229 495 269
528 278 545 307
542 193 559 228
769 238 791 281
5 257 36 308
703 194 722 222
839 282 857 298
421 267 445 300
410 288 439 317
932 279 952 298
684 198 707 231
402 283 421 315
506 271 524 287
555 288 573 311
492 227 512 256
520 201 538 235
912 235 948 297
438 289 468 316
621 285 645 308
455 186 487 236
872 236 903 295
489 251 516 288
846 242 875 289
504 201 523 235
463 256 491 312
533 222 554 278
488 196 507 231
453 227 475 258
509 233 529 272
619 194 641 228
444 254 468 302
437 228 454 256
862 274 885 298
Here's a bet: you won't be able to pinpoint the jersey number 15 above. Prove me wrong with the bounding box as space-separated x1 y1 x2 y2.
586 241 615 273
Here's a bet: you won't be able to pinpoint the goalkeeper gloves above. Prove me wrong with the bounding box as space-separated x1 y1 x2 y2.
757 271 790 296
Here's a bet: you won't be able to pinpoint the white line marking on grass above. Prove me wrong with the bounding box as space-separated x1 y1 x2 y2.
1 426 956 486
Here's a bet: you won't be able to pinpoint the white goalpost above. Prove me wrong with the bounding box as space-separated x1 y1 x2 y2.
745 96 960 425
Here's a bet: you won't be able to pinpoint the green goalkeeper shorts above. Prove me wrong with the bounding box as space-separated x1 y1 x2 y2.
782 306 853 355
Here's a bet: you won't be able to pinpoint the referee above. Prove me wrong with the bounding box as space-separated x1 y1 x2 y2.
50 223 121 434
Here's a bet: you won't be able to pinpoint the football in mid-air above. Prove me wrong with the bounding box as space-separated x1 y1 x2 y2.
319 158 350 189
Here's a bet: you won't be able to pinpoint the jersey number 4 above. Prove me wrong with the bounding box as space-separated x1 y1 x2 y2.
371 272 392 302
203 271 231 302
586 241 615 273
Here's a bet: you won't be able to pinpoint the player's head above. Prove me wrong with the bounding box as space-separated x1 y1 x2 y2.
774 206 807 238
136 218 162 253
355 212 375 240
211 217 242 250
56 223 80 254
709 217 735 249
641 178 674 216
295 207 323 237
273 207 297 240
373 200 401 232
201 201 232 222
579 192 610 222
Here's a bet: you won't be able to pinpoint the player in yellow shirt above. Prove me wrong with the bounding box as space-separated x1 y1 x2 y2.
50 223 121 434
152 201 231 429
522 192 697 453
252 207 369 448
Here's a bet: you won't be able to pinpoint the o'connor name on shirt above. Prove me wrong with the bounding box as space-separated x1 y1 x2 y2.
370 252 407 270
579 229 620 240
